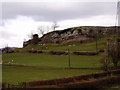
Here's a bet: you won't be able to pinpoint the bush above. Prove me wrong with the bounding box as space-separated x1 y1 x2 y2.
74 75 92 81
99 49 105 53
61 76 120 88
22 80 56 87
55 77 74 85
37 51 43 53
49 51 68 55
27 50 43 54
73 52 98 56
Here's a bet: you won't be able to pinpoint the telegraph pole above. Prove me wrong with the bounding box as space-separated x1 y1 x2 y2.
96 35 98 53
68 49 71 68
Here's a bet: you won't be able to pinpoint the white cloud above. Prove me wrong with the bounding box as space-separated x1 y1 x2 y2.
2 2 116 21
0 15 52 48
0 14 116 48
59 15 116 29
2 0 118 2
0 0 118 48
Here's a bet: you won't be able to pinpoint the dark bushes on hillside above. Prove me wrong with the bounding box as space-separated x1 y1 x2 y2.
7 50 14 53
74 74 93 81
2 47 15 53
37 51 43 53
99 49 105 53
31 34 39 44
55 77 74 85
22 79 56 87
27 50 43 54
61 76 120 88
110 69 120 74
49 51 68 55
17 69 120 88
92 72 109 78
73 52 98 56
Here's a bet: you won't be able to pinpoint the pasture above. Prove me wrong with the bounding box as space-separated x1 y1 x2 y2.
2 36 119 86
2 53 104 84
21 37 106 52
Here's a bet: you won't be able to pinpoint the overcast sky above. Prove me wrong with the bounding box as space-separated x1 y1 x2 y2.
0 0 119 48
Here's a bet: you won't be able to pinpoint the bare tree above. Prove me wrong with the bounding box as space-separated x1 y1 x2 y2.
108 37 120 66
100 55 110 71
38 26 45 36
27 32 34 39
52 21 59 31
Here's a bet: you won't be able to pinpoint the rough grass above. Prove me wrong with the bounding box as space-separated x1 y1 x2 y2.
0 65 2 82
3 35 118 85
3 53 103 68
2 65 103 84
21 37 106 52
2 53 105 84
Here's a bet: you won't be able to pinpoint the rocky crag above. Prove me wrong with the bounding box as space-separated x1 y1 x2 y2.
23 26 119 47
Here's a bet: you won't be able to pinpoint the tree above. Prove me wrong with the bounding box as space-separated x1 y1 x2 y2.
108 37 120 66
27 32 34 39
88 29 94 37
38 25 50 36
23 39 27 47
31 34 39 44
100 55 110 71
52 21 59 31
38 26 45 36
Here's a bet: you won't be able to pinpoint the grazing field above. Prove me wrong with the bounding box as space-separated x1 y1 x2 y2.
21 37 106 52
3 53 103 68
3 65 103 84
2 53 104 84
3 36 119 86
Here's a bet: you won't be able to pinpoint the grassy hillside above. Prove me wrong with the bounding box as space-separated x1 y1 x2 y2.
21 37 106 52
2 34 109 84
3 65 103 84
2 52 120 84
3 53 104 84
3 53 103 68
3 27 120 85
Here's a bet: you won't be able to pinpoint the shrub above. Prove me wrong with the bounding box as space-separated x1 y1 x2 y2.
73 52 98 56
49 51 68 55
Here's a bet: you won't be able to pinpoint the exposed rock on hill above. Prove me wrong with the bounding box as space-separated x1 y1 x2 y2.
23 26 120 47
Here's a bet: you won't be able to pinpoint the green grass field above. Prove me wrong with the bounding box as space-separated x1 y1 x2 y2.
3 65 103 84
3 53 103 68
21 37 106 52
2 53 104 84
2 36 119 85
